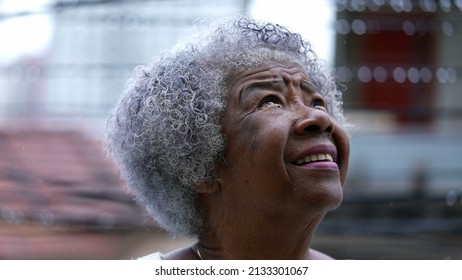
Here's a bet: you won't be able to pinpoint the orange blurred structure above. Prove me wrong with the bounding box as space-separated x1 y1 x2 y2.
0 128 193 259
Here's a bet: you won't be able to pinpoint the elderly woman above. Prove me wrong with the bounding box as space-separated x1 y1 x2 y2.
106 16 351 260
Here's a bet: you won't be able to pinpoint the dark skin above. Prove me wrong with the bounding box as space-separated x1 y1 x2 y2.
163 61 350 260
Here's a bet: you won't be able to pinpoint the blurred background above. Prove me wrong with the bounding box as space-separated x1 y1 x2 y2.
0 0 460 259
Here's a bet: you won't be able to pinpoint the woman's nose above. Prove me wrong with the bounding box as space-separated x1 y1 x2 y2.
293 107 335 136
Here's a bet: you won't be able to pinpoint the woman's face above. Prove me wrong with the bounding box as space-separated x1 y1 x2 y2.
214 61 350 217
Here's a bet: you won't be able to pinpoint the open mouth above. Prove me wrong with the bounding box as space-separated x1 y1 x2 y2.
292 153 335 166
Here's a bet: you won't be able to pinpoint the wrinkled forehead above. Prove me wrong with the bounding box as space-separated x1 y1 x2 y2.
228 61 313 94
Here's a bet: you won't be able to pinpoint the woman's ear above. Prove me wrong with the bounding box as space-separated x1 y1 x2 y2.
194 179 222 193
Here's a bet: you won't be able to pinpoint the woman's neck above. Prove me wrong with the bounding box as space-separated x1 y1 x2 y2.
198 204 327 260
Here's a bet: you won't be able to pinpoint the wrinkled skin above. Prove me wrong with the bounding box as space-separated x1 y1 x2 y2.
164 61 350 260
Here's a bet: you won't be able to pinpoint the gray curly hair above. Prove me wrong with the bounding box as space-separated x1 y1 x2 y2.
106 15 351 237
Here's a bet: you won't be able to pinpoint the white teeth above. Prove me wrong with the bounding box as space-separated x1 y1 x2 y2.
326 154 333 162
295 153 334 165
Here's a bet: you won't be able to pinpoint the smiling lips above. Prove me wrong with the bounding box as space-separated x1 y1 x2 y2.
291 144 339 170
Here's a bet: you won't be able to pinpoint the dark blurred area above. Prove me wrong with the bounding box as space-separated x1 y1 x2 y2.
0 0 460 259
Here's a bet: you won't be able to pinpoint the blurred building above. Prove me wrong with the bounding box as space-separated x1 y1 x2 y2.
0 129 154 259
0 0 248 128
335 0 462 197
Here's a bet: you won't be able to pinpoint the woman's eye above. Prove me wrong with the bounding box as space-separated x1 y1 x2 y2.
312 98 327 110
259 96 282 108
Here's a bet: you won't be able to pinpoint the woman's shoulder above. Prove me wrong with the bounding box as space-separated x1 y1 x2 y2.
139 246 198 260
309 248 335 260
138 247 334 260
139 251 163 260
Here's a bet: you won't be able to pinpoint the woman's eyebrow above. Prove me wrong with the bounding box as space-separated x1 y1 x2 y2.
240 80 285 102
245 80 285 92
300 80 318 94
239 79 318 104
